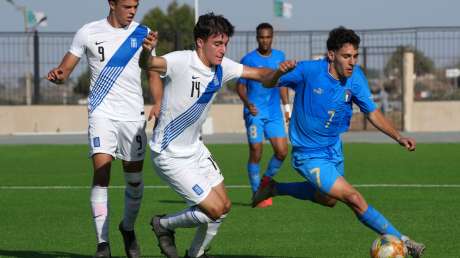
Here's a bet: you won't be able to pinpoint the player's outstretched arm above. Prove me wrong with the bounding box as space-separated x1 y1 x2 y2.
367 109 416 151
241 60 296 87
139 31 167 74
47 52 80 84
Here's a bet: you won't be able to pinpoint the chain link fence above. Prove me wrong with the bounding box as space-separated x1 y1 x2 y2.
1 27 460 108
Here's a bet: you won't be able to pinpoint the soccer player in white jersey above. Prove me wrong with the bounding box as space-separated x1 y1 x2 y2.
47 1 161 257
138 13 295 258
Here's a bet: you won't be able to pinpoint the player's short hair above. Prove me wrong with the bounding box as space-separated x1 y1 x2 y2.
326 26 360 51
194 12 234 41
256 23 273 34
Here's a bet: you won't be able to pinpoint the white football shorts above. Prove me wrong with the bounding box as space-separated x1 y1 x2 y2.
151 144 224 205
88 117 147 161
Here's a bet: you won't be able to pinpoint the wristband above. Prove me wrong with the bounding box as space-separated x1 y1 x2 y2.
283 104 291 114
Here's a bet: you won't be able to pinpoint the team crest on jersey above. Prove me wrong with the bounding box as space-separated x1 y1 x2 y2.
93 137 100 147
344 90 352 102
313 87 323 95
192 184 204 196
130 38 137 48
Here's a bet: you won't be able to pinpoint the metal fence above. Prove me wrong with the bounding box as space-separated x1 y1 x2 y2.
1 27 460 106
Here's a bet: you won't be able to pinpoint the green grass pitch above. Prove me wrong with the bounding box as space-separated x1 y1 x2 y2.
0 143 459 257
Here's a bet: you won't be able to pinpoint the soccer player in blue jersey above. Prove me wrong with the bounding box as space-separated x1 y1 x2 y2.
236 23 290 208
252 27 425 257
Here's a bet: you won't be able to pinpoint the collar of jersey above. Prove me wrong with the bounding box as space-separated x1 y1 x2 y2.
191 51 215 76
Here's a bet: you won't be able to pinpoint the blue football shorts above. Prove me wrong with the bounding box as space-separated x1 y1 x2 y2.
244 114 286 144
291 141 344 194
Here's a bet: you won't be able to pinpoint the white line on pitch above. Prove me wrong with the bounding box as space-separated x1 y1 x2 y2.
1 184 460 190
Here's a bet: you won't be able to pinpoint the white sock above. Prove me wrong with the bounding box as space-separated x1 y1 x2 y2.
122 172 144 231
90 186 109 243
160 206 213 230
188 213 227 257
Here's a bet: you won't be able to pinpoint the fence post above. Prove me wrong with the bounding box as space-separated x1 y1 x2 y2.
25 72 33 105
402 49 414 132
33 30 40 104
362 47 368 130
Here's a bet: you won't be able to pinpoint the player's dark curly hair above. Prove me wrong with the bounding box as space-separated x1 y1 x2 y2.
326 26 360 51
194 12 234 41
256 23 273 34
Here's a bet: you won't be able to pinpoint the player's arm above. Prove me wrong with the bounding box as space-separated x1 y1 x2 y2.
280 86 291 122
147 70 163 121
236 81 258 116
241 60 296 87
367 109 416 151
139 31 167 74
47 52 80 84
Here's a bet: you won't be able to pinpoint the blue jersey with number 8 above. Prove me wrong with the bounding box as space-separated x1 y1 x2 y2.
278 58 377 150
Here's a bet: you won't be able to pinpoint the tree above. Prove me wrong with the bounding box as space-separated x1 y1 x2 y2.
141 1 195 55
384 46 435 77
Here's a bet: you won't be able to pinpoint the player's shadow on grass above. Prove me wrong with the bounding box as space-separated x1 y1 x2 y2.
0 250 167 258
158 200 252 207
0 250 312 258
213 254 313 258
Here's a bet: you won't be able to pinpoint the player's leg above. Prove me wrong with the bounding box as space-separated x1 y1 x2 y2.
248 142 263 192
262 117 288 179
150 147 227 258
187 182 230 258
328 160 402 237
117 120 147 258
88 117 118 257
245 116 264 194
252 153 337 208
329 161 425 257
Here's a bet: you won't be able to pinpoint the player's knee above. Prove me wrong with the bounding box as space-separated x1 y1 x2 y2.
124 172 144 199
316 194 337 208
206 203 225 220
250 153 262 163
344 191 363 207
322 198 338 208
275 149 288 160
223 199 232 214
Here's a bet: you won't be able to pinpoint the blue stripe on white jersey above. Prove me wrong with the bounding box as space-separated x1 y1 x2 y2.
89 25 148 113
160 65 223 151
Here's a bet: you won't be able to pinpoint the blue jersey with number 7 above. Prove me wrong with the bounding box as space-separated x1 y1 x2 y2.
278 58 377 149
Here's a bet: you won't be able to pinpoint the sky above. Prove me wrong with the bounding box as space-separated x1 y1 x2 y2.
1 0 459 32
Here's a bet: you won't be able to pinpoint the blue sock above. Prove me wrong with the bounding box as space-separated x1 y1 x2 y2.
358 205 402 238
264 156 283 178
276 181 315 201
247 163 260 193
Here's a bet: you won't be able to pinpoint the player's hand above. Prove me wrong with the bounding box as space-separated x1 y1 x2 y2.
247 103 258 116
148 104 161 121
47 68 65 84
278 60 296 74
397 137 416 151
142 31 158 52
284 111 291 124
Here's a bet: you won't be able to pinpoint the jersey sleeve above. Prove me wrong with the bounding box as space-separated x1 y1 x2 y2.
69 26 88 58
278 62 305 90
236 56 248 85
163 50 188 78
351 67 378 114
222 57 243 84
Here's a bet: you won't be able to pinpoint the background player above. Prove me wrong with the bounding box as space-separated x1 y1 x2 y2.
47 0 161 257
139 13 295 258
252 26 425 258
236 22 289 208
